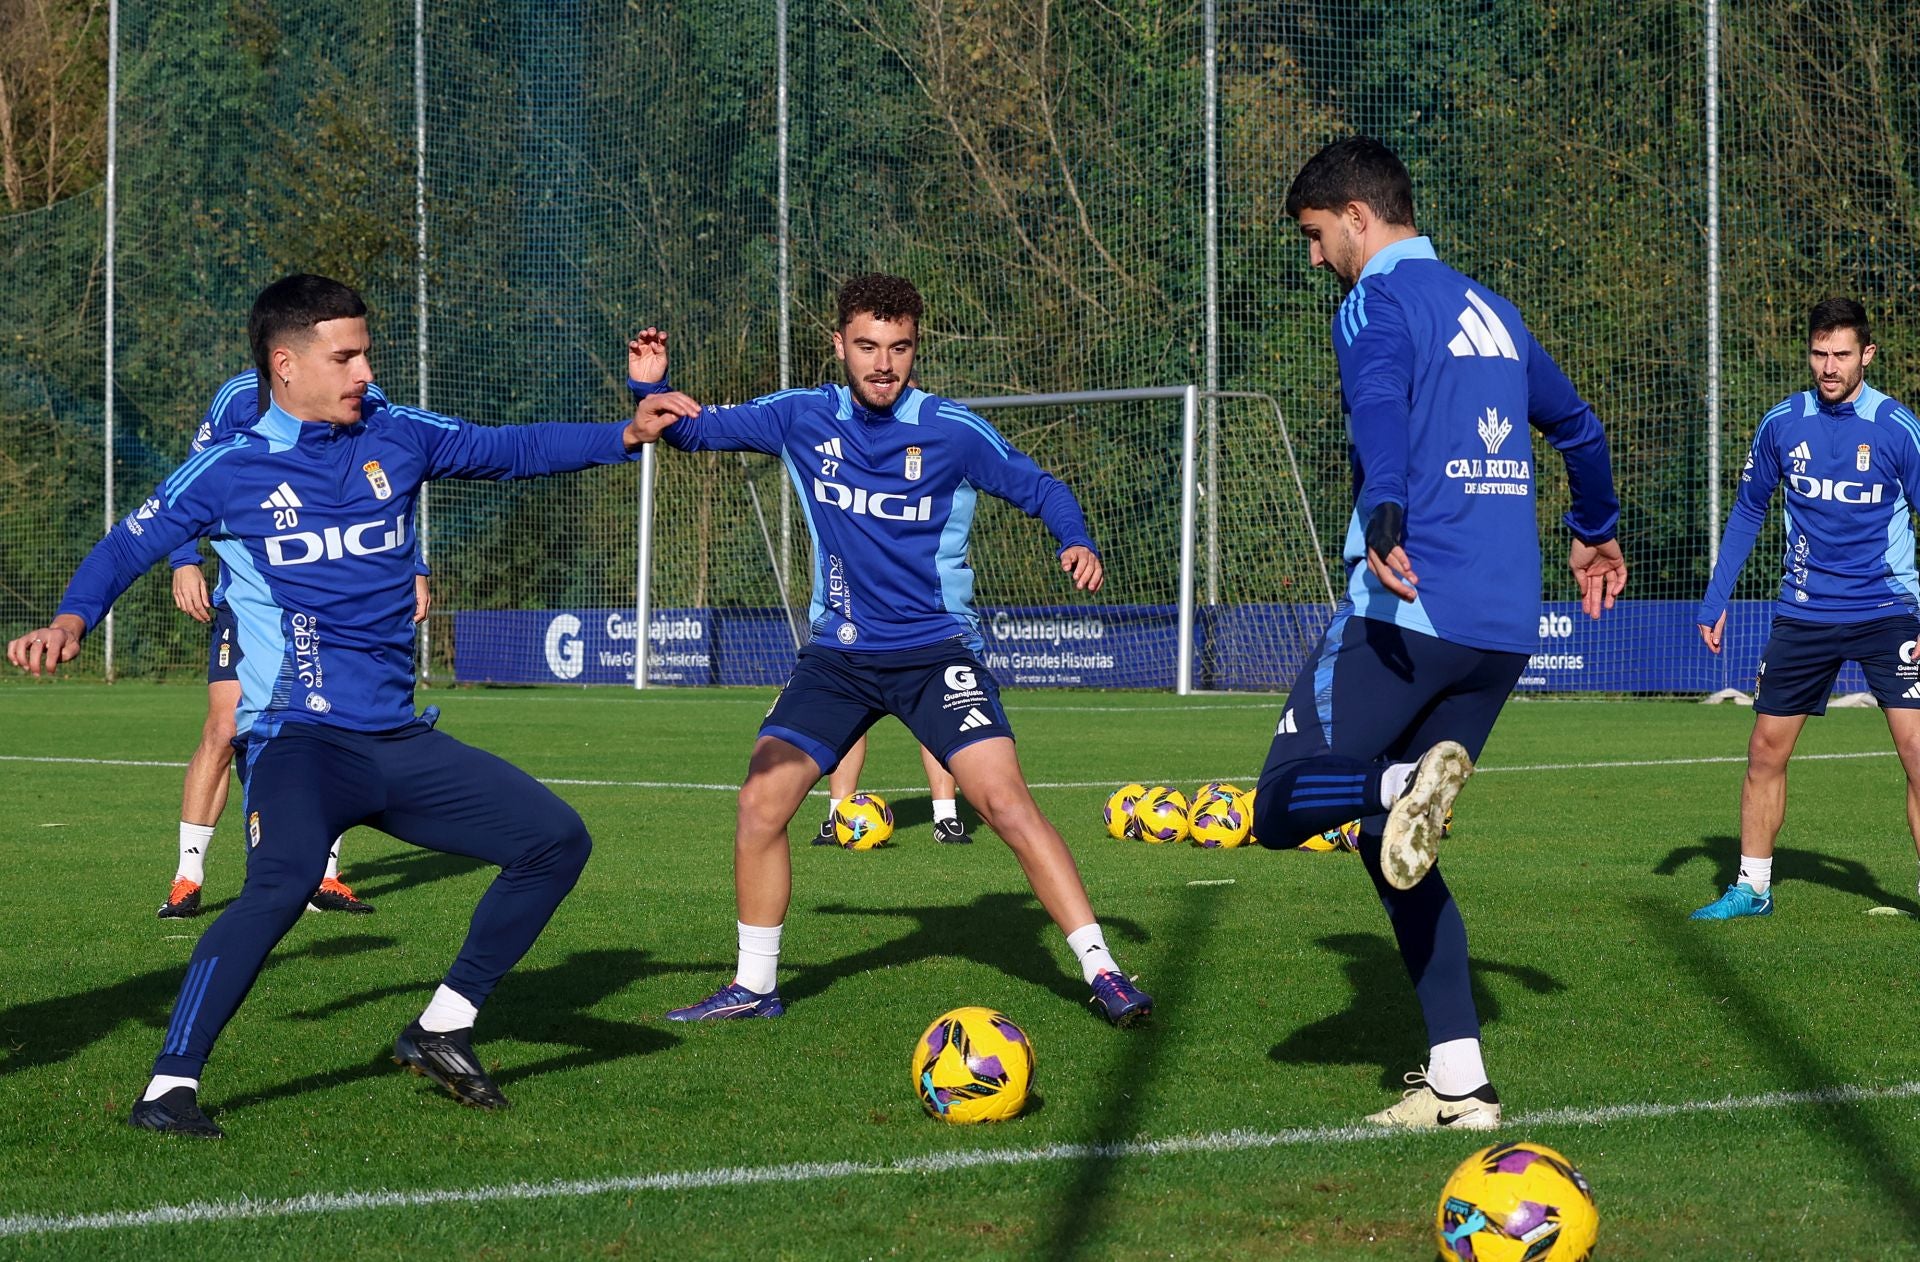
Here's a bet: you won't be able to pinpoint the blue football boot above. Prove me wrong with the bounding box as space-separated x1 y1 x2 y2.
666 981 787 1021
1689 882 1773 921
1089 970 1153 1027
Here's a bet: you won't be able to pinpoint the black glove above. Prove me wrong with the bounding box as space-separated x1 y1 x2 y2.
1364 500 1405 560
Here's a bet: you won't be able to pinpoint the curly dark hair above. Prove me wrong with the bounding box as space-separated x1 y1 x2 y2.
836 273 924 328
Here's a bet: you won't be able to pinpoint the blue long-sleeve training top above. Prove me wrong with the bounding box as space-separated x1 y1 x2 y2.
649 382 1097 654
1696 384 1920 627
165 371 431 589
1332 236 1620 655
61 396 640 737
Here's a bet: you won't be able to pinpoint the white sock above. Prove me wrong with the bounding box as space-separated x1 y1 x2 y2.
826 797 843 820
932 799 958 823
143 1074 199 1101
177 822 214 884
418 984 480 1033
736 921 784 994
1738 855 1772 894
1066 923 1120 984
323 836 343 882
1380 763 1416 809
1427 1037 1489 1097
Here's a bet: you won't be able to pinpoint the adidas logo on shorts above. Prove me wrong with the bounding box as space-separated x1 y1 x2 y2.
958 707 994 731
1904 681 1920 701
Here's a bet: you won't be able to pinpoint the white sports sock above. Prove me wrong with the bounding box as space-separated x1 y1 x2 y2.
736 921 784 994
932 799 958 823
418 984 480 1033
1066 923 1120 984
1738 855 1772 895
1427 1037 1489 1097
143 1074 199 1102
826 797 843 821
177 822 214 885
1380 762 1416 809
322 836 343 882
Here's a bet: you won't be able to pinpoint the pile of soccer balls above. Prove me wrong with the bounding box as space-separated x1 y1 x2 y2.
1104 781 1358 852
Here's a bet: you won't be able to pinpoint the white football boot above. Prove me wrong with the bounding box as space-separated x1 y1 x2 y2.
1380 740 1473 890
1365 1069 1501 1130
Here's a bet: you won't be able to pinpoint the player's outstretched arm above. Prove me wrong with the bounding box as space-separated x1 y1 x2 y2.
1568 537 1627 620
8 614 87 676
1060 545 1103 593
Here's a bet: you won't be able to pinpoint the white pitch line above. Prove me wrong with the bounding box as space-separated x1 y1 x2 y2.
0 749 1900 796
4 1078 1917 1240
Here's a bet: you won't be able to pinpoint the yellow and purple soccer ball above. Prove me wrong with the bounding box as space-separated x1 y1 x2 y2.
1104 783 1149 839
1191 780 1244 810
834 792 894 850
1436 1140 1597 1262
1189 792 1252 848
1300 819 1361 852
911 1006 1035 1124
1132 786 1191 844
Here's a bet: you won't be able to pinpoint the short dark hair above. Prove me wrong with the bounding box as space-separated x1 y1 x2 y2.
836 273 923 328
1809 296 1872 347
249 274 367 405
1284 136 1416 227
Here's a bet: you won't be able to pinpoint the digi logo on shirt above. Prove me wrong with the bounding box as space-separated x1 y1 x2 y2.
812 478 934 521
1786 475 1885 504
263 515 410 566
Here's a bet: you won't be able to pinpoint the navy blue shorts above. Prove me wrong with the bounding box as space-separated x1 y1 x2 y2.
762 641 1013 774
207 604 242 684
1755 613 1920 716
1262 611 1527 771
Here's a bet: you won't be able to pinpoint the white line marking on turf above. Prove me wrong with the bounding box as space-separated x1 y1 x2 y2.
5 1079 1918 1239
0 749 1899 796
1186 879 1237 886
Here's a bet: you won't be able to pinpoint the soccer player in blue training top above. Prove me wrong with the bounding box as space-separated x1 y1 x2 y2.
8 273 688 1138
1693 298 1920 921
1255 138 1627 1129
625 273 1152 1027
158 370 416 920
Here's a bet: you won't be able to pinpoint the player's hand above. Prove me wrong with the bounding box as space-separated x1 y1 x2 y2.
171 564 213 623
1569 538 1627 619
413 574 432 623
1365 545 1419 601
624 391 701 449
628 328 669 385
7 615 85 676
1699 611 1725 655
1060 545 1103 593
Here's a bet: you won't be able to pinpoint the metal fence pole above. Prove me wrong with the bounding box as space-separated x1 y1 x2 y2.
1202 0 1219 609
776 0 793 608
102 0 119 681
414 0 432 680
1705 0 1721 581
633 443 658 690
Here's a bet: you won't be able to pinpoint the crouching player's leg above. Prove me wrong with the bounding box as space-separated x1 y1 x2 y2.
132 728 376 1138
1251 615 1523 1129
910 652 1151 1027
366 722 595 1109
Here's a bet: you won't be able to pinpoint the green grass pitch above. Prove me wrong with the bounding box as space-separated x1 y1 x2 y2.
5 682 1920 1258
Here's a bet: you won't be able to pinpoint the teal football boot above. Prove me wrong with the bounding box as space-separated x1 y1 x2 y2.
1689 882 1773 921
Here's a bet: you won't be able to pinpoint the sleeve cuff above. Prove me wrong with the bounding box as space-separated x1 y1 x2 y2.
627 377 672 397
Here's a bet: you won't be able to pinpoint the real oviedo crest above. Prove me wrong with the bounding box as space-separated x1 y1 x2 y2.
363 460 393 500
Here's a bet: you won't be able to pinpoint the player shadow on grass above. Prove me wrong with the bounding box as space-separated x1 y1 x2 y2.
790 892 1148 1008
1655 836 1920 914
0 933 395 1079
326 844 492 904
1266 933 1564 1091
217 948 685 1114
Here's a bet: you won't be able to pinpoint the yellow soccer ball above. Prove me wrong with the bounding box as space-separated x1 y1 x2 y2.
1189 792 1252 848
1132 786 1191 844
1300 819 1361 852
911 1006 1035 1124
1191 780 1245 810
1436 1141 1598 1262
1104 783 1149 839
834 792 894 850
